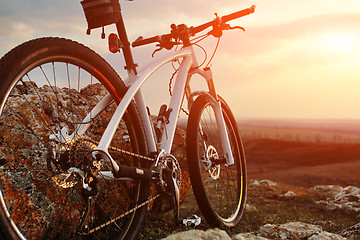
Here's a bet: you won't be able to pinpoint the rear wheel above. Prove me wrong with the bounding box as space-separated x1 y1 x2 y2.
0 38 149 239
186 94 247 227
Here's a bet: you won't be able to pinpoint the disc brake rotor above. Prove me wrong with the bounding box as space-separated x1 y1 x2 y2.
206 145 220 180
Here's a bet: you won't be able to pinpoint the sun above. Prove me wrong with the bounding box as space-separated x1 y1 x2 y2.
320 32 357 53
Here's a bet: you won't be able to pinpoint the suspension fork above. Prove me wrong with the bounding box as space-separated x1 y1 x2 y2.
188 68 235 165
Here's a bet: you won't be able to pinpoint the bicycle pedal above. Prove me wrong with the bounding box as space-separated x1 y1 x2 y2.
182 215 201 227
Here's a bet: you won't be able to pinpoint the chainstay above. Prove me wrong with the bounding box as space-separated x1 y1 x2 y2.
80 194 161 235
74 136 158 235
77 136 156 162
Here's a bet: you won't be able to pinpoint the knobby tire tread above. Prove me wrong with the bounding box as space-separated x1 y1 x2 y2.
0 37 148 240
186 94 247 228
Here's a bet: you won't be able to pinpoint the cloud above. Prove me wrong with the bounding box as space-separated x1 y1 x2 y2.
2 1 360 118
121 0 252 39
219 12 360 55
210 11 360 84
205 12 360 117
0 17 36 56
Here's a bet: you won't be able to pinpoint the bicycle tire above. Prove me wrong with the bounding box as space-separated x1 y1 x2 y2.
0 37 149 240
186 94 247 227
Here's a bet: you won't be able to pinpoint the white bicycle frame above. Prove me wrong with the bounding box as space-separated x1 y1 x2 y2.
74 45 234 178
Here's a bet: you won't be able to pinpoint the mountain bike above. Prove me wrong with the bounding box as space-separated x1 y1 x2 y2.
0 1 255 239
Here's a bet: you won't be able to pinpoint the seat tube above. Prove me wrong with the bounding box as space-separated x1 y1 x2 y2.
115 11 138 75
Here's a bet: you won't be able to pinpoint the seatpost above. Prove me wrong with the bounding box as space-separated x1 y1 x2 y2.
115 12 138 75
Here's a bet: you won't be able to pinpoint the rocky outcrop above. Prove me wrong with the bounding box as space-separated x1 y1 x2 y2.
161 222 347 240
161 228 231 240
339 223 360 239
161 180 360 240
313 185 360 213
255 222 345 240
250 179 278 187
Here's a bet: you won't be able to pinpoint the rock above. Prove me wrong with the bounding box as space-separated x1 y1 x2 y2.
161 222 348 240
232 233 269 240
250 179 278 187
257 222 345 240
308 231 346 240
315 185 360 212
283 191 296 197
313 185 343 196
257 222 321 239
161 228 231 240
245 204 257 212
338 223 360 239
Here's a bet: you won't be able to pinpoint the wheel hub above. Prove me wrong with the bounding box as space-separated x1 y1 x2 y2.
51 136 100 192
206 145 220 180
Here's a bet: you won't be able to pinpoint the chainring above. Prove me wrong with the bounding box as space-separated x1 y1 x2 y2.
155 154 181 192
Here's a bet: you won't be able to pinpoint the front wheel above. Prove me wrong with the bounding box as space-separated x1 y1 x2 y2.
186 94 247 227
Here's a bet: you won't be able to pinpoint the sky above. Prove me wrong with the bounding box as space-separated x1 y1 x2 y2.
1 0 360 120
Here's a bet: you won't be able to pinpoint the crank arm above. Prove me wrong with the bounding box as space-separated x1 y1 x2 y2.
163 168 181 225
113 165 153 181
93 150 153 181
76 196 95 235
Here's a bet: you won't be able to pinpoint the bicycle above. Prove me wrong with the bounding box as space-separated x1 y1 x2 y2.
0 1 255 239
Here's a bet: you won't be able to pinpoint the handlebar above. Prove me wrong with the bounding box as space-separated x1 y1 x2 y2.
190 5 256 36
132 5 256 48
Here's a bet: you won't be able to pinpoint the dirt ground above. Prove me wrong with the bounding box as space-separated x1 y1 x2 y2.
244 139 360 187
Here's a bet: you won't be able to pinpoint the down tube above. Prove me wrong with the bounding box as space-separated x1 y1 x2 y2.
159 56 192 153
95 49 192 154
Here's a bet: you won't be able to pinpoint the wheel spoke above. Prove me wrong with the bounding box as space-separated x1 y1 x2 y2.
187 95 246 227
0 38 148 239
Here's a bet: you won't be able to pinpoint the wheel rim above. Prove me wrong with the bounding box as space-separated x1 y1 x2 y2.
198 103 243 222
0 56 141 239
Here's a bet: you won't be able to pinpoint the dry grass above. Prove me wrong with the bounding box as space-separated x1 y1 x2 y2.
139 137 360 239
139 182 360 239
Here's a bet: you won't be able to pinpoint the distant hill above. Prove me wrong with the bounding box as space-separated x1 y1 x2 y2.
237 118 360 143
238 118 360 134
245 138 360 187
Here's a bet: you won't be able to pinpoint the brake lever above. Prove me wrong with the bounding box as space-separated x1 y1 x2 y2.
225 24 245 32
209 23 246 38
152 44 164 57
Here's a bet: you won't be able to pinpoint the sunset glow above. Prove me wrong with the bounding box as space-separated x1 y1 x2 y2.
320 32 357 53
1 0 360 119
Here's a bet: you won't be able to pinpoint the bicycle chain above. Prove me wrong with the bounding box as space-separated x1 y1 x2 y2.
75 136 156 162
79 194 160 235
72 136 160 235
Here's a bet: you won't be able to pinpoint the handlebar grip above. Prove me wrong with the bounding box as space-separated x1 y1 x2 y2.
133 5 256 48
132 35 160 47
191 5 256 35
221 5 256 23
